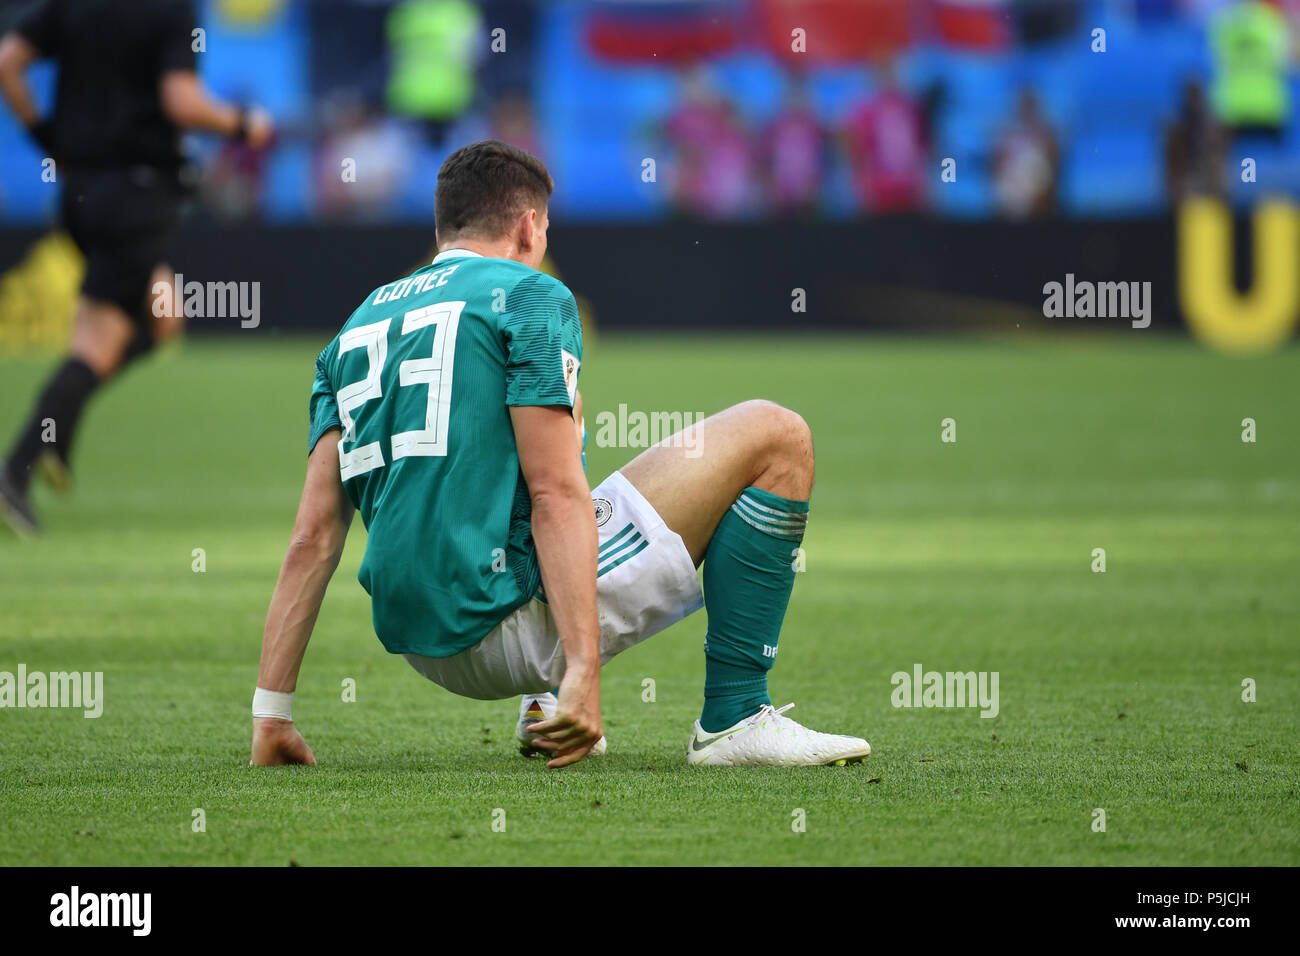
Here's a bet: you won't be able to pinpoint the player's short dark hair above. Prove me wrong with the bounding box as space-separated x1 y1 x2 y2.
435 140 554 242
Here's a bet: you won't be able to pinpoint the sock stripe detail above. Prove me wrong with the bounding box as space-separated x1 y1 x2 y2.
737 492 809 520
729 501 806 539
732 497 807 530
730 493 809 539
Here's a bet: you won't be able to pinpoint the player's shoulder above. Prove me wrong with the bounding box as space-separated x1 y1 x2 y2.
470 257 574 300
528 269 576 302
499 265 577 315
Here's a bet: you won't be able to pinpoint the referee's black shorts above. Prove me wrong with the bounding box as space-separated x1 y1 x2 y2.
60 166 185 333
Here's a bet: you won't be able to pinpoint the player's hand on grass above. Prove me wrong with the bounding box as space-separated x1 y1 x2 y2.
250 716 316 766
526 665 602 769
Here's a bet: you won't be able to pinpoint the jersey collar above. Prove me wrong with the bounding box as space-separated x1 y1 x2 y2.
432 248 484 264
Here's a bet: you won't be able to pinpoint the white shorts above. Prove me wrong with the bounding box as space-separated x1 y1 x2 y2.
404 470 704 700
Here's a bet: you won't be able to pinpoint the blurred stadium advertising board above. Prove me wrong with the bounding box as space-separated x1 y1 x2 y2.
1 196 1297 355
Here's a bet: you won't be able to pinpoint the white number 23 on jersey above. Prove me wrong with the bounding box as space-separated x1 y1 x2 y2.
334 301 464 480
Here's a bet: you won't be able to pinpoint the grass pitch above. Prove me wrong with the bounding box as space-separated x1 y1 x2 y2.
0 333 1297 866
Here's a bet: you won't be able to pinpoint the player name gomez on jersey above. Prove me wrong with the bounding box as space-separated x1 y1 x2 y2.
307 249 583 658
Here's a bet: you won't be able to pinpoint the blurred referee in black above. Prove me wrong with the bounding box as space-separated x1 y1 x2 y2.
0 0 272 536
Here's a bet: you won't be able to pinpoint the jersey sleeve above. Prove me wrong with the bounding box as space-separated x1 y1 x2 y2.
501 273 583 410
13 0 61 57
156 0 198 73
307 345 342 454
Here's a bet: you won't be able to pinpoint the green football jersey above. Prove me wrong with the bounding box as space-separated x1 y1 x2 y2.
307 250 583 658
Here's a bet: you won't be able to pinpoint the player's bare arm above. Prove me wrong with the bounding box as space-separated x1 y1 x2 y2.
160 70 273 146
573 389 585 455
250 428 354 766
509 404 602 768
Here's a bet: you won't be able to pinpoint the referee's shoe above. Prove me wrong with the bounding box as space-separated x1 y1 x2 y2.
0 470 38 538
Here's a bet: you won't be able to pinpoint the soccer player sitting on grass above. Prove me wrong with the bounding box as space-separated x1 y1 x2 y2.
250 140 870 768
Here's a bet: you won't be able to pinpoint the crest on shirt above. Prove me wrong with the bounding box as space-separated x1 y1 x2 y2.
593 498 613 527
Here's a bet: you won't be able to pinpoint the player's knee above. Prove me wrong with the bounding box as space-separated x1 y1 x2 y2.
747 399 811 452
739 399 814 479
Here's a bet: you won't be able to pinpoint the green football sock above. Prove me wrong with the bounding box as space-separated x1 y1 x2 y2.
699 486 809 732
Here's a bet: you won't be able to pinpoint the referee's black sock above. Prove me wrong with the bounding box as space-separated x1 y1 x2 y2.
3 357 101 493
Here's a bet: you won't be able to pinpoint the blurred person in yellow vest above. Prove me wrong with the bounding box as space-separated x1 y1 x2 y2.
1210 0 1293 141
386 0 483 145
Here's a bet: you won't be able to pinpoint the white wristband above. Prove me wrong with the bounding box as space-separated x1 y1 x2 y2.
252 687 293 721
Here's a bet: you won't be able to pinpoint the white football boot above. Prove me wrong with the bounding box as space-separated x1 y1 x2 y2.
516 692 607 758
686 702 870 767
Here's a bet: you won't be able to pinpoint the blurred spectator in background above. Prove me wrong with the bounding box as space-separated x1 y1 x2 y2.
441 87 542 164
315 93 415 221
760 73 826 218
661 68 759 219
1165 80 1227 201
993 89 1059 219
1209 0 1292 141
487 88 541 158
203 134 271 221
1281 0 1300 51
842 61 928 215
447 85 543 165
917 80 949 159
386 0 483 146
203 87 274 221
